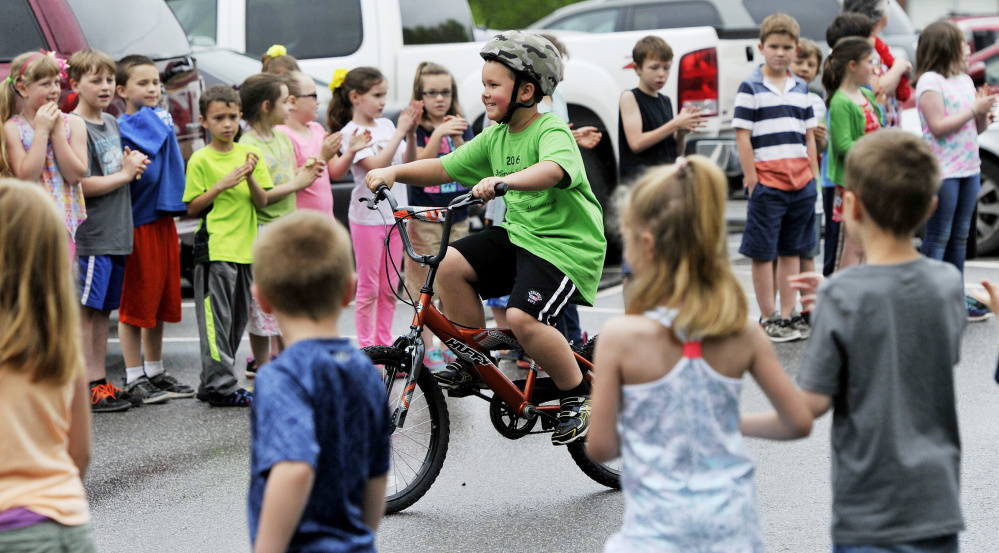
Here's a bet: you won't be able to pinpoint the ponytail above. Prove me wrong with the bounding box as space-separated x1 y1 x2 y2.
0 78 14 176
326 67 384 133
822 37 874 107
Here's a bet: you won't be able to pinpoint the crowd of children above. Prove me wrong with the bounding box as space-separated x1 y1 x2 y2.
3 4 999 549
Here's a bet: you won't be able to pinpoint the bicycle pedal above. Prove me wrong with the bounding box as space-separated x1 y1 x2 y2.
446 387 476 398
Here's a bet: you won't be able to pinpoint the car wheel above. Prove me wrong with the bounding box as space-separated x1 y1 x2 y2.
977 156 999 255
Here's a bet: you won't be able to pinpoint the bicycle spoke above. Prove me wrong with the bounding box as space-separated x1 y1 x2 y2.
394 429 432 449
392 448 421 478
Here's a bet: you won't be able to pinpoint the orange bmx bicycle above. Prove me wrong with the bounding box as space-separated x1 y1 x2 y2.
360 184 621 514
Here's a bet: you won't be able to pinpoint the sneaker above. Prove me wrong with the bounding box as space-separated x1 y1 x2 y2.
111 381 143 407
245 356 259 379
123 376 170 405
424 348 447 371
433 359 486 390
788 312 811 340
90 381 130 413
206 388 253 407
761 312 800 343
967 295 991 322
149 372 196 399
551 395 591 445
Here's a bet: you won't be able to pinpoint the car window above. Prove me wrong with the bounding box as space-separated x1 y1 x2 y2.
545 9 620 33
245 0 362 59
400 0 474 44
165 0 218 47
65 0 191 60
630 2 723 31
743 0 840 42
0 0 47 63
985 52 999 86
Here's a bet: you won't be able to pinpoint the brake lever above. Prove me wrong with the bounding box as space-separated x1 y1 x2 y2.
450 182 510 209
359 183 393 210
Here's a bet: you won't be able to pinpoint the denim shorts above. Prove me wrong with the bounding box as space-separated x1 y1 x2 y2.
834 534 958 553
739 182 818 261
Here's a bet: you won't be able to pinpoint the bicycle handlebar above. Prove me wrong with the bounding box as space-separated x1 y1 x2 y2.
359 183 509 267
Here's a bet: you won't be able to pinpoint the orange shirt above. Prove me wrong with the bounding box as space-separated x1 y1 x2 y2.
0 367 89 526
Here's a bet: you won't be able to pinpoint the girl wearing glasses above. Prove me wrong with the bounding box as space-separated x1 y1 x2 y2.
405 62 474 370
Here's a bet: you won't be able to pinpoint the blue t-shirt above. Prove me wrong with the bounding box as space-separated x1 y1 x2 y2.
407 124 473 222
248 338 391 552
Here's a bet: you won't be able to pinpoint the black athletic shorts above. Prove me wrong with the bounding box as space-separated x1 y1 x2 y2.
450 226 576 325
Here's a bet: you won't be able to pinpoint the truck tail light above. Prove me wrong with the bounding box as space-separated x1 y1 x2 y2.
678 48 719 117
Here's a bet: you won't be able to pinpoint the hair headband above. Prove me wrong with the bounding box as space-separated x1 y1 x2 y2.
18 50 69 83
329 68 347 93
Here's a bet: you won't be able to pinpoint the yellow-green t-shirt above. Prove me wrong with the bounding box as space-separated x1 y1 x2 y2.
183 142 274 264
239 129 297 224
440 113 606 305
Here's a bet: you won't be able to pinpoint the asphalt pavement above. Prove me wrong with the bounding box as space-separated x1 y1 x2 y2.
85 221 999 553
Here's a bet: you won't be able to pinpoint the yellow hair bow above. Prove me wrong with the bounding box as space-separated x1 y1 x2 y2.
329 69 347 93
265 44 287 58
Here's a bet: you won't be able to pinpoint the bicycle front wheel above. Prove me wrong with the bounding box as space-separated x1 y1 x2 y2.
363 346 450 514
569 336 621 489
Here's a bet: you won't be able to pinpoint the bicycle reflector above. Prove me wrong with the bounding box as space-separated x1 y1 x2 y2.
678 47 719 117
395 208 448 223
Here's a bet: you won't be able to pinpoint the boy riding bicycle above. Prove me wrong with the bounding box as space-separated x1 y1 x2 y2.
366 31 606 445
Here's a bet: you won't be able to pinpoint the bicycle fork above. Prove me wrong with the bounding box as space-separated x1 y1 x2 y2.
388 333 425 428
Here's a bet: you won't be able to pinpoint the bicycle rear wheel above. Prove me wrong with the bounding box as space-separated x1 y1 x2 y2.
568 336 621 489
363 346 450 514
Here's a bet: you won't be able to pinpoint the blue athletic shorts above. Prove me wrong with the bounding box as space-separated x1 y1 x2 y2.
739 182 817 261
78 254 127 311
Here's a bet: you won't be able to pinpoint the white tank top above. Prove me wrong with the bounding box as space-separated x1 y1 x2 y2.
604 307 764 553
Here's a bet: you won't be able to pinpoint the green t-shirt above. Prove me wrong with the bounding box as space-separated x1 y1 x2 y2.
440 113 606 305
183 142 274 264
239 129 297 224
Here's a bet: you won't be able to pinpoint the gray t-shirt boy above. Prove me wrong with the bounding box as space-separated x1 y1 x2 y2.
74 112 133 256
798 257 966 545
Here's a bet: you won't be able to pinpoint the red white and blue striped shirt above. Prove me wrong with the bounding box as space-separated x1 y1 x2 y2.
733 65 817 191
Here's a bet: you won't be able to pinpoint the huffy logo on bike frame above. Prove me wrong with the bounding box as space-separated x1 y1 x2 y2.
443 338 492 366
527 290 543 304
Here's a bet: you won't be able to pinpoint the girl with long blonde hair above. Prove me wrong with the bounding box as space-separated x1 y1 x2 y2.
0 179 94 550
588 156 812 551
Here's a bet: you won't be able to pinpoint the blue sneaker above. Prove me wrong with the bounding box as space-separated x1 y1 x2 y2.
424 348 447 371
967 295 991 322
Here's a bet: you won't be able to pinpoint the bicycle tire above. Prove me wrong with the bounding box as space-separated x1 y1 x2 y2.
363 345 450 514
567 336 621 489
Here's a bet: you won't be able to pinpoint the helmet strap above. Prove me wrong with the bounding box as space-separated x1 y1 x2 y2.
499 74 537 125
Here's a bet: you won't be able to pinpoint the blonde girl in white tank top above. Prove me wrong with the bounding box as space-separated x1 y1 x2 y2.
587 157 814 552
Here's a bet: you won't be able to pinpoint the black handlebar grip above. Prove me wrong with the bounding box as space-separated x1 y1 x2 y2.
494 182 509 197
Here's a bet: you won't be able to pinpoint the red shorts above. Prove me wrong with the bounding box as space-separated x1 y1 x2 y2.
118 216 182 328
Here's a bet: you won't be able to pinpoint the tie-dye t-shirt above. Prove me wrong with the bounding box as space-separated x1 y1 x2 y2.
916 71 981 179
13 114 86 238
